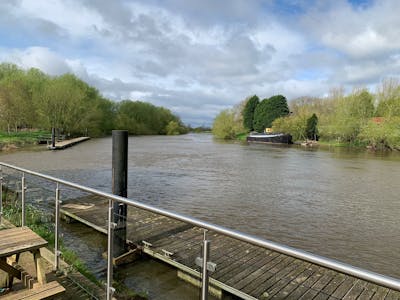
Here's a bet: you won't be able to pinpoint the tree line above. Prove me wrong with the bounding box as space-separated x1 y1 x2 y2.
0 63 188 137
212 79 400 150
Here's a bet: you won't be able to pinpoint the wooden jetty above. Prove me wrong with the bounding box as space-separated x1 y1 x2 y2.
47 137 90 150
60 195 400 300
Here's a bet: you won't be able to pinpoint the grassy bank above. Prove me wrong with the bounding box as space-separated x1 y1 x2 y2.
0 130 50 150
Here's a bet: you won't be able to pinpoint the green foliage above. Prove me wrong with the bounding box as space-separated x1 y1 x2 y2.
253 95 289 132
359 117 400 150
306 113 318 140
242 95 259 131
115 101 187 135
326 89 374 142
166 121 180 135
0 63 186 138
376 79 400 118
212 108 245 139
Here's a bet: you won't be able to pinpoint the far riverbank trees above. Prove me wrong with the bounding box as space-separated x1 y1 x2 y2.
0 63 188 137
212 79 400 150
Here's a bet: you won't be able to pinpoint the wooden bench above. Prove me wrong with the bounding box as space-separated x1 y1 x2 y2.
1 281 65 299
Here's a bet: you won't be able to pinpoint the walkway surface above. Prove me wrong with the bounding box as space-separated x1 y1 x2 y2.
48 137 90 150
61 195 400 300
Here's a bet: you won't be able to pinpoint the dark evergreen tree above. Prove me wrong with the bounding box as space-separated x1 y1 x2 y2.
306 113 319 140
242 95 259 131
253 95 289 132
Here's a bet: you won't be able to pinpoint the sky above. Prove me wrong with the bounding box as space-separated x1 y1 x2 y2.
1 0 400 126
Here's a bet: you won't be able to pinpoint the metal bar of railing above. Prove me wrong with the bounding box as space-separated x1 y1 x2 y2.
21 172 25 227
201 231 210 300
1 161 400 292
107 199 115 300
54 183 61 271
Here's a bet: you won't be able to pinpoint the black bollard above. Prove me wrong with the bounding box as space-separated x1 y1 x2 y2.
51 128 56 148
112 130 128 257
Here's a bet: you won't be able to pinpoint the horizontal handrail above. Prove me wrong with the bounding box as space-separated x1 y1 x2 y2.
1 161 400 291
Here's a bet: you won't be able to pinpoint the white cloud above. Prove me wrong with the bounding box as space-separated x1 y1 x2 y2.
7 47 72 76
1 0 400 125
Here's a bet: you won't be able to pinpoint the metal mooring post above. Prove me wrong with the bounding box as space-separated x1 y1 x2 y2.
21 172 26 227
112 130 128 257
201 231 210 300
51 127 56 148
54 183 61 271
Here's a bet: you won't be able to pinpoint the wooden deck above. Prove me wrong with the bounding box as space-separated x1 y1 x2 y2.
47 137 90 150
59 195 400 300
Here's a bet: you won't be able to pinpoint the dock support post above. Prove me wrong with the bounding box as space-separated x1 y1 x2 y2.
51 128 56 149
112 130 128 257
21 172 25 227
201 231 210 300
54 183 61 271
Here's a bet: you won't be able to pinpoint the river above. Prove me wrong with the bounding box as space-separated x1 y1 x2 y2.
1 133 400 296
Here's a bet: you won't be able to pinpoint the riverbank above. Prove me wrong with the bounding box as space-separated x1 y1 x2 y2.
0 131 50 151
231 132 396 151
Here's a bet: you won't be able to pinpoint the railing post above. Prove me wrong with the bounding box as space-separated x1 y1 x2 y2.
54 183 61 271
107 199 115 300
21 172 25 227
0 167 3 225
201 230 210 300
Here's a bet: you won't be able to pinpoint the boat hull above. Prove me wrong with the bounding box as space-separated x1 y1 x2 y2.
247 134 292 144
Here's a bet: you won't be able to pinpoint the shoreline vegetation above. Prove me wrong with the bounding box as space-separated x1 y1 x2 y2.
0 63 189 144
212 81 400 151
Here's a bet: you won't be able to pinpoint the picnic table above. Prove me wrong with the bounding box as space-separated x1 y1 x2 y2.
0 227 48 288
0 227 65 299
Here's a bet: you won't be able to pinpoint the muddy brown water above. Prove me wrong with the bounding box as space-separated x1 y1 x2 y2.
1 133 400 297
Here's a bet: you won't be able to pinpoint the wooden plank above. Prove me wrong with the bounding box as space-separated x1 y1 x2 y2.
260 261 311 298
0 227 47 257
358 283 381 300
371 286 389 300
249 259 304 297
2 280 65 300
385 289 400 300
33 250 47 285
238 255 293 292
297 269 337 300
331 276 360 299
204 243 265 276
270 263 318 299
319 273 347 298
225 252 283 289
234 252 288 290
0 258 22 279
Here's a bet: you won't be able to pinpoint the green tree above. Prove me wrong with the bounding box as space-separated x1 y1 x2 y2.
329 89 374 142
359 117 400 150
253 95 289 132
306 113 318 140
376 79 400 117
242 95 259 131
212 109 240 139
166 121 180 135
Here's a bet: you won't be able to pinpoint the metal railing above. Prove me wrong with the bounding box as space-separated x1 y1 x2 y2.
1 161 400 300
